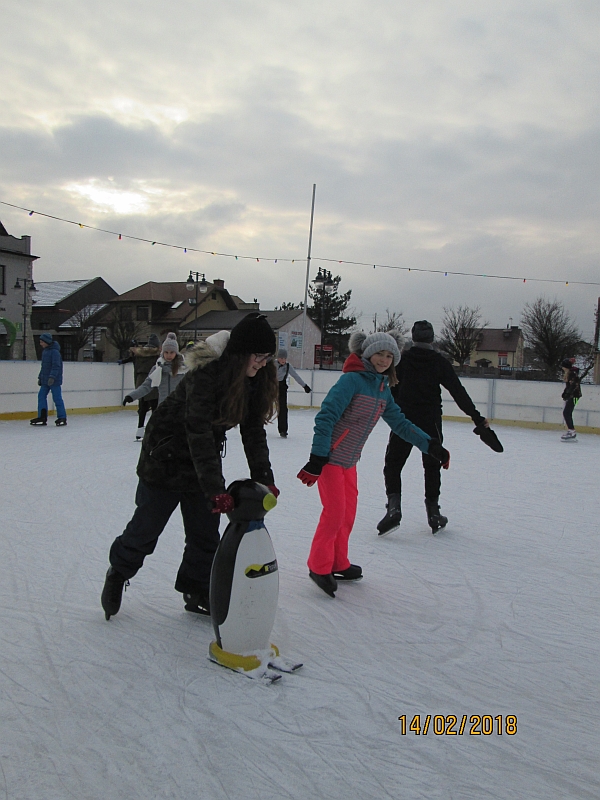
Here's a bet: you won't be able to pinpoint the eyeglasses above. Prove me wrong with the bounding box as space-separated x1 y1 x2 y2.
252 353 274 364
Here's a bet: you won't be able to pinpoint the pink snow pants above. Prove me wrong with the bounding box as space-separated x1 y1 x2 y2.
307 464 358 575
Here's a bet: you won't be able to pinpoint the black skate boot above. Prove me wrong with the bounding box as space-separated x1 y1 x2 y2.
333 564 363 581
309 571 337 597
425 499 448 534
55 417 67 426
30 409 48 426
377 493 401 536
183 591 211 616
101 566 129 620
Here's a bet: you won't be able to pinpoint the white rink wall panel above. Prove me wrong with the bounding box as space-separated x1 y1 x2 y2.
1 361 599 427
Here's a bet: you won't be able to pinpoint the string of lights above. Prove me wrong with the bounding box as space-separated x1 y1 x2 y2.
2 199 598 286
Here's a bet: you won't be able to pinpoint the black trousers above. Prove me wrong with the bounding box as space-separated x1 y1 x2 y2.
109 480 221 594
138 396 158 428
383 414 443 502
278 381 288 435
563 398 575 429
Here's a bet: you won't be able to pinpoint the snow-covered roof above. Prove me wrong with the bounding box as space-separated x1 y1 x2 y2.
33 280 94 307
58 304 109 328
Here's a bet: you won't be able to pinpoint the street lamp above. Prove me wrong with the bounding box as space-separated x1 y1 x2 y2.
312 268 335 369
185 271 209 341
13 277 37 360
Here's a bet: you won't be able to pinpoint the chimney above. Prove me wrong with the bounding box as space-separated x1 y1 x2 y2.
213 279 225 289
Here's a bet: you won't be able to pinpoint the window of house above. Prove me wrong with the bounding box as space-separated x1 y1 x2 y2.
136 305 149 321
498 352 508 366
39 321 50 330
0 265 5 294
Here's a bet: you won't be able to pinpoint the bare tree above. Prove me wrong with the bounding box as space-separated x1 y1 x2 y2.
520 297 581 378
65 305 104 359
439 305 488 367
372 309 409 335
104 306 145 358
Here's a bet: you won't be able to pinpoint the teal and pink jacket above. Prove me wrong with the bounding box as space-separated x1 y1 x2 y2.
310 354 431 469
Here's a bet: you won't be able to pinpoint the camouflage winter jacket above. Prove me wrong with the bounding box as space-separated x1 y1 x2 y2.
136 338 275 497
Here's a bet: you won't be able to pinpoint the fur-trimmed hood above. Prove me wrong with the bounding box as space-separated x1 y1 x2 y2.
131 345 161 358
184 330 230 372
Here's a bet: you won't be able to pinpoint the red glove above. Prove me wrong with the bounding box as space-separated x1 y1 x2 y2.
297 454 329 487
211 493 235 514
267 484 280 498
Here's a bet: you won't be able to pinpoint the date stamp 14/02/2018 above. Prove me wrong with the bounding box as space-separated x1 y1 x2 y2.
399 714 517 736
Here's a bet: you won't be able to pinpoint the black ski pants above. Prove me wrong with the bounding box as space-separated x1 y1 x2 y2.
109 480 220 594
383 413 443 502
563 398 575 430
138 395 158 428
278 381 289 435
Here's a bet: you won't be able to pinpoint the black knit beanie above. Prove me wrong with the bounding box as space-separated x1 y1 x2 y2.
227 313 276 355
411 320 435 343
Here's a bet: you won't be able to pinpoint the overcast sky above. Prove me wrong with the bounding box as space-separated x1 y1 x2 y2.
1 0 599 337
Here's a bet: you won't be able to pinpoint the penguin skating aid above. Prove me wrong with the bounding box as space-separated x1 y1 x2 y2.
208 480 303 683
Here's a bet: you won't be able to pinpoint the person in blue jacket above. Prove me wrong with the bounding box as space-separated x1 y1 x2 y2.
30 333 67 426
297 330 450 597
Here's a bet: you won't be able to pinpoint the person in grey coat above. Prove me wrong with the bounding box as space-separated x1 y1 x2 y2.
276 348 311 437
123 333 188 412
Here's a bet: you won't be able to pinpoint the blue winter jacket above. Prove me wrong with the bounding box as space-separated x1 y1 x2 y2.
310 353 431 469
38 341 63 386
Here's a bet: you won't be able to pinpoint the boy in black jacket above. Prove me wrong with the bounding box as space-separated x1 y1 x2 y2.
378 320 488 535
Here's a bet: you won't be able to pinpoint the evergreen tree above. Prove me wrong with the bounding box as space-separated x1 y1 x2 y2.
307 274 356 363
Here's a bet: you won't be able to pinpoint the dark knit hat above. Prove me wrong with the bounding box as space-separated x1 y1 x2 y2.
148 333 160 348
227 313 276 355
411 320 434 343
40 333 53 344
561 357 575 369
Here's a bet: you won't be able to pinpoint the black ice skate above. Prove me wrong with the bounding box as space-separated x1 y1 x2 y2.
101 567 129 620
333 564 363 581
377 493 402 536
425 499 448 534
55 418 67 426
30 409 48 426
309 571 337 597
183 592 211 616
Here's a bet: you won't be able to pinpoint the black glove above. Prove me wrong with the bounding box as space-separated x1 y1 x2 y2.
122 395 133 406
37 378 41 386
297 454 329 486
47 377 54 386
303 384 311 393
474 424 504 452
428 439 450 469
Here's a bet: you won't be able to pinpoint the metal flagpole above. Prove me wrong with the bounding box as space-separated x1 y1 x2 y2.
300 184 316 369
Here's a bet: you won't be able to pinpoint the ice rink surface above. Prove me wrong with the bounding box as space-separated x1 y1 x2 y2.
1 409 599 800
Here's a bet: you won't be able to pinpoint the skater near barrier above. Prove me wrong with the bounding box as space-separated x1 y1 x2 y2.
276 348 311 437
297 330 449 598
30 333 67 427
560 358 581 441
377 320 500 537
122 333 188 422
119 334 161 439
101 313 279 620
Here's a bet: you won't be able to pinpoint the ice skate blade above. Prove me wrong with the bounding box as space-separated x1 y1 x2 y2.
377 523 400 537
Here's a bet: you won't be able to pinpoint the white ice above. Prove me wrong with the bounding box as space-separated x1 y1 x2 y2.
1 410 599 800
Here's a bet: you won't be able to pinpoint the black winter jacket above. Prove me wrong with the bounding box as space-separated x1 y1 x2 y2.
391 346 485 425
136 341 274 497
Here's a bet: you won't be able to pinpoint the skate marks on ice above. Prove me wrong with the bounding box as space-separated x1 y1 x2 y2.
1 414 600 798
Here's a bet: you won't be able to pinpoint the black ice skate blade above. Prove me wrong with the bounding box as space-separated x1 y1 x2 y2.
309 571 337 597
377 523 401 537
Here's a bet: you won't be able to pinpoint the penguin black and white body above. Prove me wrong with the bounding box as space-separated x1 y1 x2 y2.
209 480 282 675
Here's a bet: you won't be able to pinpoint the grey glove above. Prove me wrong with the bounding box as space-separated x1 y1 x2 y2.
47 377 54 386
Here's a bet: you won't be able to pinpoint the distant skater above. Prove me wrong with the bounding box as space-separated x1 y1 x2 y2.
119 334 161 439
276 348 311 437
30 333 67 427
560 358 581 441
123 333 187 420
297 330 449 598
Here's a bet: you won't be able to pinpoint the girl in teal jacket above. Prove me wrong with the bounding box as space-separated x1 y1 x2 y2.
297 330 449 597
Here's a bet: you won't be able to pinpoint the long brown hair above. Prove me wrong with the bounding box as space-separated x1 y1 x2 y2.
214 354 278 427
